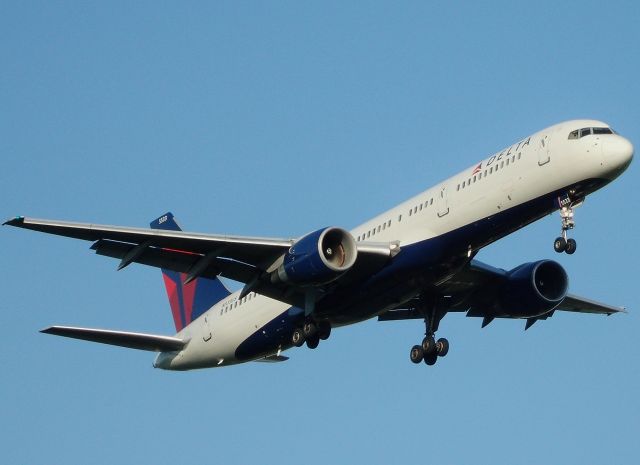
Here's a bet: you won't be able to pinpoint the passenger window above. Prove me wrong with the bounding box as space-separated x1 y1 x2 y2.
382 223 386 230
419 204 423 211
517 153 521 159
367 231 371 238
580 128 592 138
568 130 579 139
430 198 433 205
398 214 402 222
506 158 509 166
377 225 381 233
462 181 465 188
473 175 476 182
490 167 493 173
457 184 460 191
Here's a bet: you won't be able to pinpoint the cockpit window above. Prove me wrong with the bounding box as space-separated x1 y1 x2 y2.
568 126 614 140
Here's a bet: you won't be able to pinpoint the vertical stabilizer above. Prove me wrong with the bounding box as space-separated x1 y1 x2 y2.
150 212 230 332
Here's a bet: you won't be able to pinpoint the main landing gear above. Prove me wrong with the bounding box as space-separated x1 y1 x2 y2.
292 319 331 350
409 301 449 366
553 200 581 255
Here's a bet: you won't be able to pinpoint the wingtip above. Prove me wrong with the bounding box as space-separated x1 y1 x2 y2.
3 216 25 226
609 307 628 315
40 326 55 334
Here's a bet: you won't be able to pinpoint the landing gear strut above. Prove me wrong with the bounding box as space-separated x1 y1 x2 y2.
408 300 449 366
553 198 581 255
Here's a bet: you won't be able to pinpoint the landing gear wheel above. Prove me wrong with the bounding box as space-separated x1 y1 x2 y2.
303 321 317 338
422 336 436 355
410 345 424 364
292 328 305 347
565 238 577 255
424 352 438 366
318 321 331 340
554 237 566 253
436 338 449 357
306 335 320 349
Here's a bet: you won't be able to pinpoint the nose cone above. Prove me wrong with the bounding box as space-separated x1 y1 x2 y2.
604 135 634 172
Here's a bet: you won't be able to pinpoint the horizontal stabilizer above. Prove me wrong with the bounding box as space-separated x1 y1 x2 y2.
41 326 186 352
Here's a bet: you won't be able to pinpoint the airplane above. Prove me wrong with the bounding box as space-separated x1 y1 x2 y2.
4 119 634 370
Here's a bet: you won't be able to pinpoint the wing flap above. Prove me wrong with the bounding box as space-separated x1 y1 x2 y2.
41 326 187 352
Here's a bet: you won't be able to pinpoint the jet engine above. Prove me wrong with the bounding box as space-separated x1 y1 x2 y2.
273 227 358 285
493 260 569 318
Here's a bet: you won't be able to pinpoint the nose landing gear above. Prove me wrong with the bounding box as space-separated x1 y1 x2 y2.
553 197 582 255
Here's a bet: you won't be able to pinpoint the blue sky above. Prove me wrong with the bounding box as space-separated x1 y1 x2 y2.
1 2 639 464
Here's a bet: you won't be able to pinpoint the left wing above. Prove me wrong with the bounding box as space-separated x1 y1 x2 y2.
556 294 626 315
379 259 625 325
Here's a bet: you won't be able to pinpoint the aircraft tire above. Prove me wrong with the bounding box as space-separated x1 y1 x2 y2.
306 335 320 349
565 238 577 255
318 321 331 340
436 338 449 357
410 345 424 364
554 237 566 253
303 321 317 338
292 328 306 347
424 352 438 366
422 336 436 355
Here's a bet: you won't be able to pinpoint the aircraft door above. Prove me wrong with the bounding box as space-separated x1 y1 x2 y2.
538 134 551 166
437 186 449 217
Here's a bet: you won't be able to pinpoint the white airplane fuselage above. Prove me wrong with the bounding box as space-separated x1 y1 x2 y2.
154 120 633 370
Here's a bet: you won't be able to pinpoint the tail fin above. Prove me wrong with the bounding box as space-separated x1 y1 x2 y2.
150 212 230 332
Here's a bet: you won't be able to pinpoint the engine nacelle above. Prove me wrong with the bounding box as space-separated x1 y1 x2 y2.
274 227 358 285
494 260 569 318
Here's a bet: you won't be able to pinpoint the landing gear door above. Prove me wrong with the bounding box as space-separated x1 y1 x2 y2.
538 134 550 166
437 186 449 217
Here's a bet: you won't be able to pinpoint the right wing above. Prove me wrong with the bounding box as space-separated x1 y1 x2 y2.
5 216 397 309
41 326 187 352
